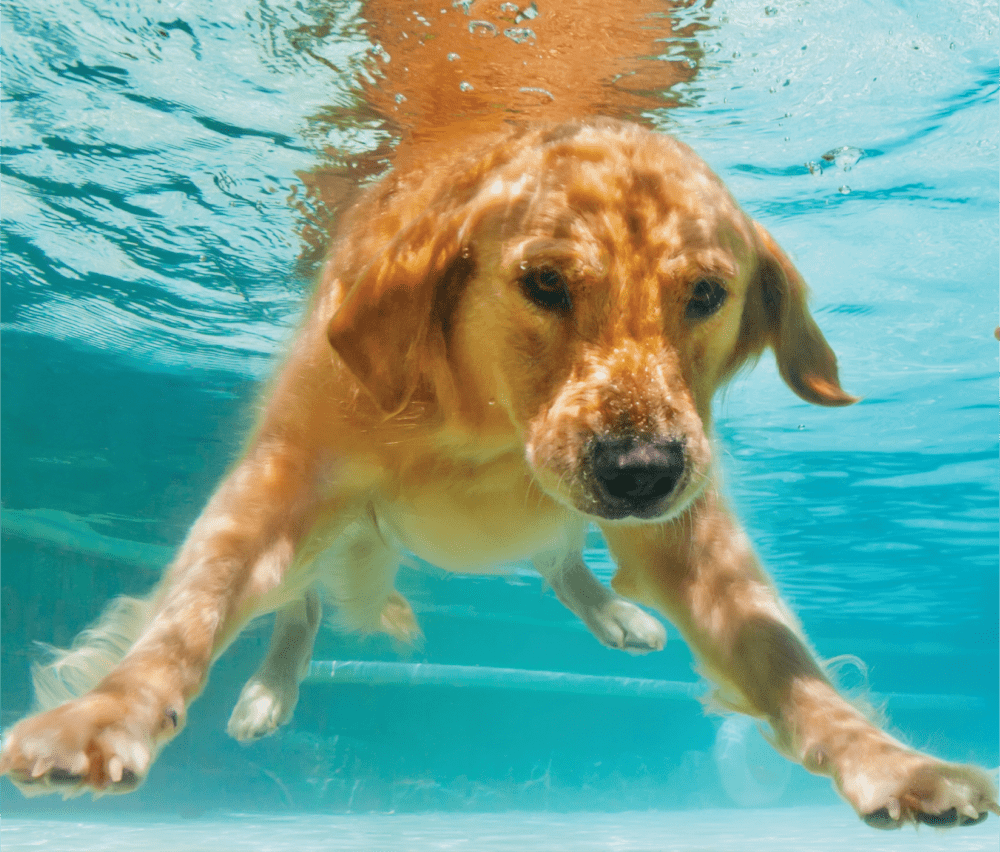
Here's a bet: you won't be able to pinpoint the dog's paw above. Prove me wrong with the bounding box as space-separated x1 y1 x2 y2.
0 691 175 797
379 591 422 643
841 749 999 829
586 599 666 654
227 678 297 742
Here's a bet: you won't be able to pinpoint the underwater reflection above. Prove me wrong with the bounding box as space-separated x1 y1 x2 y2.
289 0 713 267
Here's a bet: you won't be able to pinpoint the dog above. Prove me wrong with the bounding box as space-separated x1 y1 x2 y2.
2 118 997 830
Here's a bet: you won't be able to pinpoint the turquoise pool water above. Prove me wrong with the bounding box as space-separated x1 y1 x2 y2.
2 0 997 849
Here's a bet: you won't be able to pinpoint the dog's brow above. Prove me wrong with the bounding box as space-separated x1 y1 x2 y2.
508 237 602 275
658 249 738 282
516 237 579 261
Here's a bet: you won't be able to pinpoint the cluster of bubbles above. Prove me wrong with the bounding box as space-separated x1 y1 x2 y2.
460 0 539 44
805 145 866 194
467 19 537 45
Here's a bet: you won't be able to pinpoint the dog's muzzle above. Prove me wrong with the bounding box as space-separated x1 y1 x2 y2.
584 434 686 520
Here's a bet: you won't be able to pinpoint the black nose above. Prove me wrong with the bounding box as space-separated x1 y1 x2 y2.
587 435 685 518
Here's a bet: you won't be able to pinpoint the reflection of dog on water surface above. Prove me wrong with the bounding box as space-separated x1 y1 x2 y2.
2 0 997 832
293 0 697 268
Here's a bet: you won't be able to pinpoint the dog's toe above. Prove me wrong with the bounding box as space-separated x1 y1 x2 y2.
915 807 989 828
850 754 998 830
1 692 161 797
863 806 902 830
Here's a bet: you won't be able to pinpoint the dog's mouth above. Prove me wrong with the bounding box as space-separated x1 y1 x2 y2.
579 434 689 521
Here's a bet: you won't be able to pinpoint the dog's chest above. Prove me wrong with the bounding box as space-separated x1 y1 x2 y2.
375 451 572 570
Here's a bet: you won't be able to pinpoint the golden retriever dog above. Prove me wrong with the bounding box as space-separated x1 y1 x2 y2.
2 117 997 829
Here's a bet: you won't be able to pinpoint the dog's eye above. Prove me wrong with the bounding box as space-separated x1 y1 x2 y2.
685 278 727 321
519 266 571 311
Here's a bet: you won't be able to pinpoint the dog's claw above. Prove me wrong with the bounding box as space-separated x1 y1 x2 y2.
865 801 993 830
108 756 124 784
912 807 988 828
30 756 54 779
960 803 987 824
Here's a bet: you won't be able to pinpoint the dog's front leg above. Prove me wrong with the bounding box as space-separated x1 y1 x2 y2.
0 443 328 797
603 489 999 829
227 588 322 742
533 522 666 654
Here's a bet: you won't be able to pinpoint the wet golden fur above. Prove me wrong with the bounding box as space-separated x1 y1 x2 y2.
2 118 997 829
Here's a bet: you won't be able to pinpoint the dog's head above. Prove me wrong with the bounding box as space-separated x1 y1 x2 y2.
328 120 856 522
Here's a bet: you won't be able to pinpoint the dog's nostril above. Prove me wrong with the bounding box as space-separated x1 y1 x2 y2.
589 437 685 504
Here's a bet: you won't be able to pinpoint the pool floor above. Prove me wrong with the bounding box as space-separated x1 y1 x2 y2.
3 807 998 852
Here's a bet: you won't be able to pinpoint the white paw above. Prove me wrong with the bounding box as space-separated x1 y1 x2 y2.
379 591 422 643
586 599 666 654
227 679 297 742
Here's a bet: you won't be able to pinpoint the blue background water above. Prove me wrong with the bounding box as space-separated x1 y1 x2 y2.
1 0 997 848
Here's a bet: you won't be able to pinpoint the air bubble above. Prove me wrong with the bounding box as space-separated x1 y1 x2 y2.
713 716 791 807
838 185 851 194
821 145 864 171
518 1 538 20
519 86 554 101
504 27 536 44
469 20 498 36
764 5 778 15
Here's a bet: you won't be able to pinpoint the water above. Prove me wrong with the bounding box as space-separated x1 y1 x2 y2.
3 809 998 852
1 0 997 849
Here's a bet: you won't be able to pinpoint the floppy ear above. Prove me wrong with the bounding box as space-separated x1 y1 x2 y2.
326 214 475 415
744 221 858 407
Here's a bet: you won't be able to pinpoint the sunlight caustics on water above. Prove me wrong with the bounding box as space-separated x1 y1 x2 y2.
1 0 997 848
2 808 999 852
